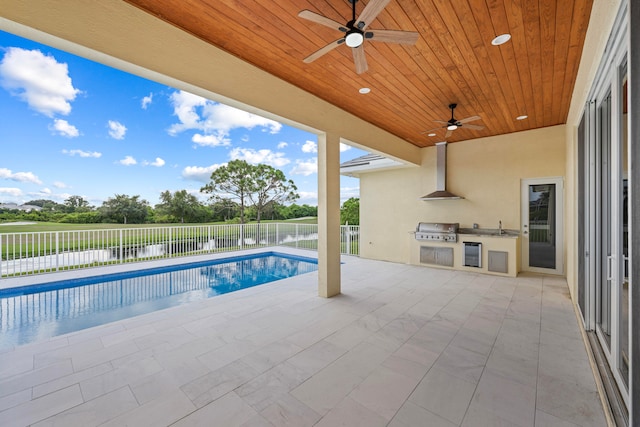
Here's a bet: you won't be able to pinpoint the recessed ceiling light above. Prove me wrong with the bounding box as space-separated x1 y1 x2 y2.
491 34 511 46
516 115 528 120
428 133 436 137
359 87 371 94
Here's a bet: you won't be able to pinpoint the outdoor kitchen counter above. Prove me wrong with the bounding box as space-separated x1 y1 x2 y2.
410 230 521 277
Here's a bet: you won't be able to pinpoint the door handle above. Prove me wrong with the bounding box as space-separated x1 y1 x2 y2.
607 255 613 281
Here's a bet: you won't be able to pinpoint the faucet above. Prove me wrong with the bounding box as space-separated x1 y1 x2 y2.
498 220 503 235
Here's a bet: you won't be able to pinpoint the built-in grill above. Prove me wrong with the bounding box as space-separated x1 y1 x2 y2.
414 222 459 242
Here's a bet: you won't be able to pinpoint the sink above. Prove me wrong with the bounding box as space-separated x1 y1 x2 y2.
458 228 518 237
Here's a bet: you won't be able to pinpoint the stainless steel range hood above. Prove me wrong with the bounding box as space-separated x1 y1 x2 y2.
420 142 464 200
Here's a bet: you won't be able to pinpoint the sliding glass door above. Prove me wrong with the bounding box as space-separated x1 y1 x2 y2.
590 60 629 404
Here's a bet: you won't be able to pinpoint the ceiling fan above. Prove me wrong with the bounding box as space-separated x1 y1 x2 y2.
298 0 419 74
422 104 485 138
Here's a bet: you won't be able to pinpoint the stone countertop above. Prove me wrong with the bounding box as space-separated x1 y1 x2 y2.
457 228 520 238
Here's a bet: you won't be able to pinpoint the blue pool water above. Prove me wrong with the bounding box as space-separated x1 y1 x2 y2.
0 252 317 349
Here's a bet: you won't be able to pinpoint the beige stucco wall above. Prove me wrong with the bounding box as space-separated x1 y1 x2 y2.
359 125 566 268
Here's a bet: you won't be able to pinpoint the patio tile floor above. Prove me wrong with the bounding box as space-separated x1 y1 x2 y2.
0 252 608 426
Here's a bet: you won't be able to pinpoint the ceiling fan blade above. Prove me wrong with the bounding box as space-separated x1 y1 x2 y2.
356 0 391 30
420 127 443 134
458 115 481 124
303 39 344 63
433 120 448 125
352 45 368 74
462 124 485 130
445 129 453 138
298 10 347 32
367 29 419 45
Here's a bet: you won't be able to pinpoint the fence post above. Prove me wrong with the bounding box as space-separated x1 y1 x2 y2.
119 229 123 263
295 224 299 249
276 223 279 247
0 234 3 277
55 231 60 271
346 226 351 255
169 227 173 258
240 224 244 249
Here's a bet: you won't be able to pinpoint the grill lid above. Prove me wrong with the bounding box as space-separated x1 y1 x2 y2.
416 222 459 233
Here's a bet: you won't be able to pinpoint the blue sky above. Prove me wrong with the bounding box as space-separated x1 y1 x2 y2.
0 30 365 207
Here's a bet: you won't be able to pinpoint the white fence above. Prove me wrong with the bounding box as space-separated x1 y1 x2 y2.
0 223 360 278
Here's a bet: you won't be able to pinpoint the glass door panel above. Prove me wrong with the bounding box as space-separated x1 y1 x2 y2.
528 184 556 268
596 91 612 349
617 76 629 386
521 177 563 275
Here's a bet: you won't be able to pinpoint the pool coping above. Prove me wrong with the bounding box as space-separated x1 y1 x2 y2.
0 247 323 291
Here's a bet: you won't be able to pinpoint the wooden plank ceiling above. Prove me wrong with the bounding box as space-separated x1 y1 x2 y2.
124 0 593 147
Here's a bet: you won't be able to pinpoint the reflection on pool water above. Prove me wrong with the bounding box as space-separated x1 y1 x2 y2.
0 252 317 349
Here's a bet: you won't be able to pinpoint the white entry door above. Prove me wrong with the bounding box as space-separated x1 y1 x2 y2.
521 177 564 275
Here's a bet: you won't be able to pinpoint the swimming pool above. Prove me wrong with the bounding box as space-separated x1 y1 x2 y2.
0 252 317 349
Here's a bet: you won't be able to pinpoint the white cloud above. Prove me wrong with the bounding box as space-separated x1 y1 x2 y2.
143 157 165 167
0 168 42 184
27 189 72 202
118 156 137 166
168 90 282 143
182 164 224 182
49 119 80 137
296 191 318 203
141 92 153 109
340 186 360 200
53 181 68 189
192 133 230 147
290 158 317 176
277 142 288 149
229 147 290 168
301 140 317 153
0 47 80 117
0 187 23 197
62 149 101 158
108 120 127 140
340 143 352 152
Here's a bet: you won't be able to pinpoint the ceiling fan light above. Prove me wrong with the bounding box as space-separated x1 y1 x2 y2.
447 124 458 131
345 31 364 47
428 133 436 137
491 34 511 46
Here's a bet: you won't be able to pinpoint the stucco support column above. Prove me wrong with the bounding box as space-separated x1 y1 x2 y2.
317 132 341 298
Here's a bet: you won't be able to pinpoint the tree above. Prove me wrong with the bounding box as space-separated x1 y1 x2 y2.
275 203 318 220
340 197 359 225
201 160 254 224
248 164 298 223
210 199 239 222
64 195 92 213
201 160 298 224
100 194 149 224
25 199 65 212
155 190 203 223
